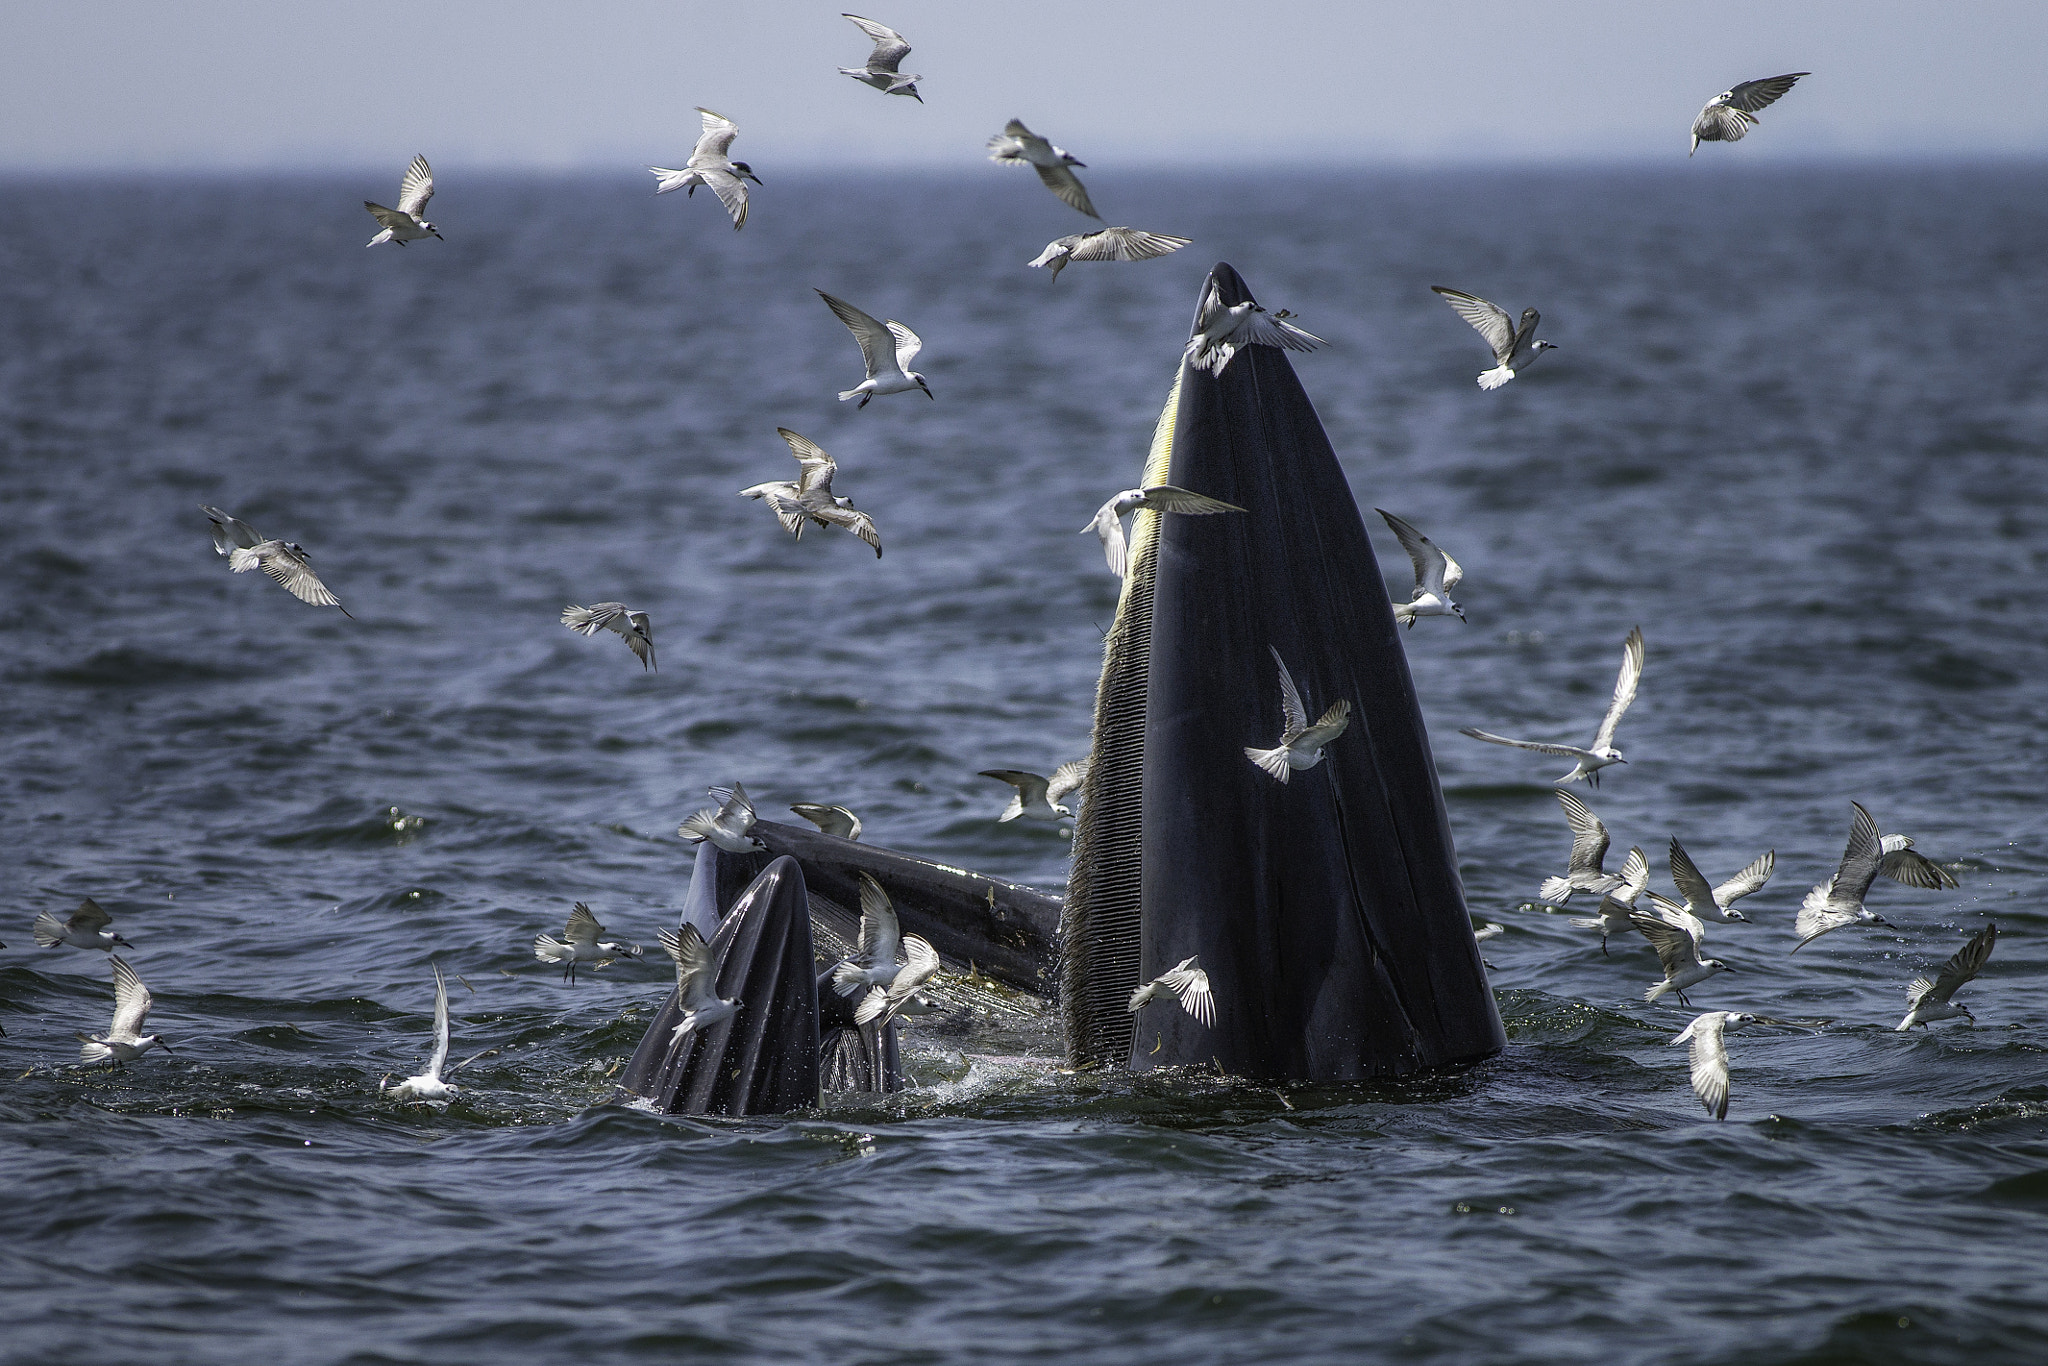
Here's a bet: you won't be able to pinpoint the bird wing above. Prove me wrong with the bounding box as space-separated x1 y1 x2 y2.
1046 759 1090 804
1065 227 1191 263
1835 803 1886 904
1232 310 1327 353
201 505 263 552
257 544 345 609
1297 700 1352 751
1591 626 1644 752
1724 73 1807 113
885 320 923 370
843 13 911 70
70 897 113 932
1921 923 1996 1005
427 964 451 1078
690 108 740 163
1432 286 1517 365
1459 728 1593 760
1616 846 1650 903
980 769 1051 809
1161 960 1214 1027
1715 851 1775 906
1085 502 1128 577
817 291 891 379
1668 838 1716 913
855 873 901 964
1377 509 1455 599
562 603 626 636
397 156 435 217
563 902 603 948
777 428 838 494
624 614 655 669
1879 846 1957 891
816 504 883 556
856 934 939 1026
1269 646 1308 737
1684 1014 1732 1119
666 924 726 1008
1512 308 1542 356
791 803 857 839
108 955 152 1037
695 168 749 229
716 783 758 825
1137 486 1245 516
1631 909 1701 975
1557 792 1610 876
1031 161 1100 218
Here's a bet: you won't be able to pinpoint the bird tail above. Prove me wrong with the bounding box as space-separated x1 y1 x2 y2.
837 388 864 403
1243 746 1293 783
1643 980 1672 1003
677 809 718 844
852 987 891 1026
829 962 868 997
1477 367 1514 391
533 935 571 964
1538 876 1574 904
560 606 605 635
75 1034 113 1064
32 911 65 948
1567 915 1606 930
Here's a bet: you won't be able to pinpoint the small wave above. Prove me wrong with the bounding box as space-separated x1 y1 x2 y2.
31 647 238 687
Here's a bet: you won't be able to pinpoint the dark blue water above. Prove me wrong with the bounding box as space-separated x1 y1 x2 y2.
5 165 2048 1365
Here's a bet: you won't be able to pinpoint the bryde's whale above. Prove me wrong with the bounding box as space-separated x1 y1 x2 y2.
1063 263 1505 1079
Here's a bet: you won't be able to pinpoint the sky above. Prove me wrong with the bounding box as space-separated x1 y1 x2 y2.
3 1 2045 172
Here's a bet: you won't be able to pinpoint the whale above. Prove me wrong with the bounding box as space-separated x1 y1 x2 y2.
1062 263 1505 1080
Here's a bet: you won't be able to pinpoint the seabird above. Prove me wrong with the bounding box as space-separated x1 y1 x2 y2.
838 14 922 101
1669 837 1774 927
1897 923 1997 1030
987 120 1099 218
364 155 440 246
817 290 932 407
1793 802 1892 951
560 603 656 670
1244 646 1351 783
32 897 132 952
1376 509 1465 626
1430 286 1556 390
678 783 768 853
1029 226 1191 281
76 956 172 1067
1569 846 1649 955
979 761 1089 822
1633 908 1735 1006
758 429 881 556
1127 956 1215 1027
1461 625 1643 786
1081 485 1244 579
790 803 863 840
852 932 939 1028
659 924 740 1044
647 107 762 230
533 903 643 984
1184 278 1325 375
1690 73 1808 155
1539 791 1629 905
382 966 455 1102
201 505 353 617
830 873 905 999
1672 1011 1757 1120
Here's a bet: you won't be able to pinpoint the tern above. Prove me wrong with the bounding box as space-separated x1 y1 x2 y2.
659 924 741 1044
1539 791 1631 905
201 505 353 617
979 761 1089 822
561 603 655 670
1082 485 1244 579
678 783 768 853
1029 226 1191 281
1244 647 1350 783
830 873 905 998
32 897 132 952
790 803 863 840
76 956 173 1066
382 965 455 1102
1461 625 1643 786
1668 838 1774 928
987 120 1099 218
533 903 643 984
1690 73 1808 156
817 290 931 407
1431 286 1556 390
839 14 921 101
759 429 881 556
1185 278 1325 375
364 155 441 246
1632 908 1734 1006
1897 923 1996 1030
648 108 762 230
1794 802 1893 951
1569 846 1649 954
1377 510 1465 626
1672 1011 1757 1120
1878 830 1959 891
853 932 939 1028
1127 956 1215 1027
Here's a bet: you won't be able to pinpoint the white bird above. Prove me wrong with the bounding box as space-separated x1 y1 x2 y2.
1377 509 1465 626
1185 279 1326 376
1897 923 1997 1030
659 924 741 1044
364 155 441 246
1669 837 1774 927
838 14 922 101
1539 791 1629 905
1569 846 1650 954
1244 647 1351 783
1794 803 1893 951
560 602 655 670
1690 73 1808 156
76 956 173 1066
678 783 768 853
1633 908 1735 1006
201 505 353 617
1029 226 1191 281
817 290 932 407
533 903 643 984
1472 922 1505 943
790 803 863 840
32 897 133 952
647 107 762 229
382 965 454 1102
987 119 1099 218
1431 286 1557 390
1878 830 1959 891
1081 485 1245 580
1127 956 1215 1027
1461 625 1643 786
830 873 904 998
979 761 1089 822
1671 1011 1758 1120
758 429 882 557
853 932 939 1028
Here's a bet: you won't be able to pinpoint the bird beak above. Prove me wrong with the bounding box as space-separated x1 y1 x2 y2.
158 1039 176 1053
920 381 934 399
430 229 444 239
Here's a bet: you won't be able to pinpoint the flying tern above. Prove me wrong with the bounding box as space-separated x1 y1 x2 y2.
561 603 655 670
678 783 768 853
830 874 906 999
852 932 939 1028
1461 625 1643 786
659 924 740 1044
1244 647 1350 783
817 290 931 406
1794 803 1893 951
201 505 353 617
979 761 1089 822
76 956 172 1066
1431 286 1556 390
533 903 643 984
1633 908 1735 1006
1029 226 1191 281
382 965 455 1102
1672 1011 1758 1120
987 120 1099 218
1690 73 1808 155
1185 278 1325 375
1668 837 1774 929
1539 791 1629 905
32 897 132 952
1569 846 1649 954
1376 509 1465 626
1127 956 1215 1027
1081 485 1244 579
838 14 921 101
364 155 440 246
648 108 762 229
1896 923 1996 1030
758 429 881 556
